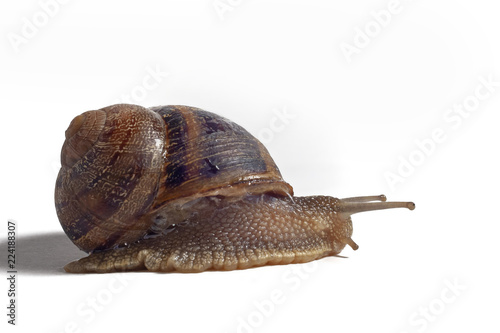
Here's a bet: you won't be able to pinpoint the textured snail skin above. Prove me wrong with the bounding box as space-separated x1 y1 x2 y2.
64 195 351 273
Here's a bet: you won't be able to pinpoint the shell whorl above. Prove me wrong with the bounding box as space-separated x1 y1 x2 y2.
55 104 166 252
149 105 293 209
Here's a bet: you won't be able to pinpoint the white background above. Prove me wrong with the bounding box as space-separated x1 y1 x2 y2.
1 0 499 332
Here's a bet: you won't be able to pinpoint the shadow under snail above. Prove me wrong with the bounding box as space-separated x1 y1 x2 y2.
55 104 415 273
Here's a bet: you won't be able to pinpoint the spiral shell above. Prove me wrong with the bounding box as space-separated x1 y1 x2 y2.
55 104 292 252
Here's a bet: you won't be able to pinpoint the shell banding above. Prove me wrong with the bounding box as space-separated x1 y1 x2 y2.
55 104 293 253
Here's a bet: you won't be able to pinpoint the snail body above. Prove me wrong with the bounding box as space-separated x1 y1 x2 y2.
55 104 414 273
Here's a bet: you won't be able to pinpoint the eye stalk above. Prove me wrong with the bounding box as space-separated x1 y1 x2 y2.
336 194 415 217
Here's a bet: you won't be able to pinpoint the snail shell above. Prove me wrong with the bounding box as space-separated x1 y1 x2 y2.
55 104 292 253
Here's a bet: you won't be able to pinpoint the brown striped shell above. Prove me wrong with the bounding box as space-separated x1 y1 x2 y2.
55 104 293 253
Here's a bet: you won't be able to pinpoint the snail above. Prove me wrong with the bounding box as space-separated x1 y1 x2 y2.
55 104 415 273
